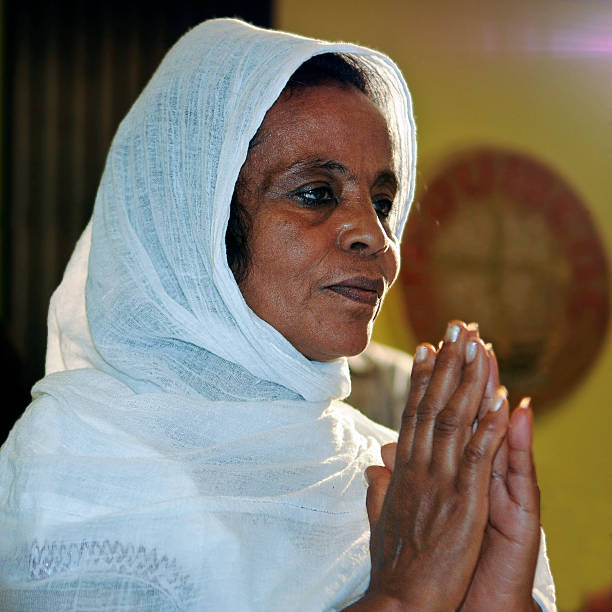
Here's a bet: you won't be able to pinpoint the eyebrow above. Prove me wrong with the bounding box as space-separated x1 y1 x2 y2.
284 157 398 192
374 171 399 193
284 157 350 177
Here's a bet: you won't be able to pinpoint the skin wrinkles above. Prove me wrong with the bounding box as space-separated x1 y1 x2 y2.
275 157 398 194
235 82 400 361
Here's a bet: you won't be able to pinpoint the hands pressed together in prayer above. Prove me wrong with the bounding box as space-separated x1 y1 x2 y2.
347 321 541 612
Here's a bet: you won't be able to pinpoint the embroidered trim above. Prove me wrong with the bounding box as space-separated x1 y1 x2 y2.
28 539 194 605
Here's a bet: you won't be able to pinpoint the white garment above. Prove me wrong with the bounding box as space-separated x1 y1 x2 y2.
0 18 554 611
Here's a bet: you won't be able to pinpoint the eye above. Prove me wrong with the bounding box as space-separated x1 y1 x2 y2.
373 197 393 220
294 186 337 207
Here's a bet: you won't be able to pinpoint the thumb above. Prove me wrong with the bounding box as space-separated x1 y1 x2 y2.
507 397 540 514
381 442 397 472
365 465 392 531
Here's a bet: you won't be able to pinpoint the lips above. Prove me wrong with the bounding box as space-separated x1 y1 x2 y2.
326 276 384 306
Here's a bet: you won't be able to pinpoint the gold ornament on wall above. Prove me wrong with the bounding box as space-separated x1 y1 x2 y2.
401 148 610 408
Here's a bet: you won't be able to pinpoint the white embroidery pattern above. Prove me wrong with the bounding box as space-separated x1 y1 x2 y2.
28 539 194 605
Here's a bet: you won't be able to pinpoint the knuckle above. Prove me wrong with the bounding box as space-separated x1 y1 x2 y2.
415 406 436 425
507 463 522 476
416 396 445 421
400 408 417 429
410 372 432 395
463 442 487 466
433 411 461 436
507 455 532 477
435 348 459 370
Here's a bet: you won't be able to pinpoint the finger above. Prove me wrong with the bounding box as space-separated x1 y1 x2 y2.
410 321 471 463
477 344 501 422
397 342 436 463
490 388 509 482
465 323 484 429
431 339 491 473
466 321 480 341
435 318 479 350
478 347 509 490
365 465 392 531
490 429 509 484
506 398 540 513
381 443 397 472
457 390 509 496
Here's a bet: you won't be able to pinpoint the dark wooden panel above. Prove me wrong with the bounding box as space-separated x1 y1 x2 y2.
0 1 272 439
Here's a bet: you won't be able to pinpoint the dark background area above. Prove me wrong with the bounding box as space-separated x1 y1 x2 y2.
0 1 272 441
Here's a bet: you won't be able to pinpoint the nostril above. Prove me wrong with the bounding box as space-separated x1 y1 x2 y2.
350 241 369 251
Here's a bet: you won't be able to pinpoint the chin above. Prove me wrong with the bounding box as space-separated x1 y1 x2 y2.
340 339 371 359
305 330 372 362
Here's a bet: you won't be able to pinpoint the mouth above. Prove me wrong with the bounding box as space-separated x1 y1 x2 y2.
326 276 385 307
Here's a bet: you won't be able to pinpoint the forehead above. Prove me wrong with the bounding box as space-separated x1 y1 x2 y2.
252 82 393 164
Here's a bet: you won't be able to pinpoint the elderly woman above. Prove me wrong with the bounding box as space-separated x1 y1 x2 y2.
0 19 554 611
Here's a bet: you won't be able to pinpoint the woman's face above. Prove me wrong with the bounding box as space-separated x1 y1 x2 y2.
235 82 400 362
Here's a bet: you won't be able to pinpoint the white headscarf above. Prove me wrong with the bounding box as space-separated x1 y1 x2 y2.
46 17 416 403
0 18 416 611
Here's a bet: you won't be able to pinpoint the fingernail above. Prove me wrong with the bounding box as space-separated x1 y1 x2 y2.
519 397 532 410
465 340 478 363
492 386 508 411
444 322 461 343
485 342 493 353
415 344 428 363
467 322 479 333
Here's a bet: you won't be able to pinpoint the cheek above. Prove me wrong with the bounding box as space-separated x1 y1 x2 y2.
244 219 326 321
253 218 324 283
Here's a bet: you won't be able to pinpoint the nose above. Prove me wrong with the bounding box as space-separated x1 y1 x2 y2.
336 199 391 256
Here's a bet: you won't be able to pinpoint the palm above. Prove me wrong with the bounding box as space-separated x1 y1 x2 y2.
459 404 541 612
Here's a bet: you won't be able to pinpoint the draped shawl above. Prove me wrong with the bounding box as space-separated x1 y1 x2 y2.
0 18 415 611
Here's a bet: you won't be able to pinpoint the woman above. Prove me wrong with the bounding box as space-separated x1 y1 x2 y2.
0 19 554 610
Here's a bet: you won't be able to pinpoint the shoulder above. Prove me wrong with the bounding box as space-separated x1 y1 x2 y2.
3 369 134 457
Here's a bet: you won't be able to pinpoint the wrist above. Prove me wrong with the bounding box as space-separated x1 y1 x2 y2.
345 588 452 612
343 591 405 611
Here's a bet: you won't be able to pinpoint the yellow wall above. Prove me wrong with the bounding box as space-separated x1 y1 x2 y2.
276 1 611 609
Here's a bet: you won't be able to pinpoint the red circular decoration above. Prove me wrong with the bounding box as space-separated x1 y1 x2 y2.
401 148 610 408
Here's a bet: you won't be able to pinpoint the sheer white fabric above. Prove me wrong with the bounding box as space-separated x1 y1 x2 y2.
0 18 555 611
0 18 414 611
1 368 397 610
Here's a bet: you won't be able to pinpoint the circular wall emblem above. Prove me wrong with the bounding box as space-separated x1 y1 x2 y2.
401 149 610 408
